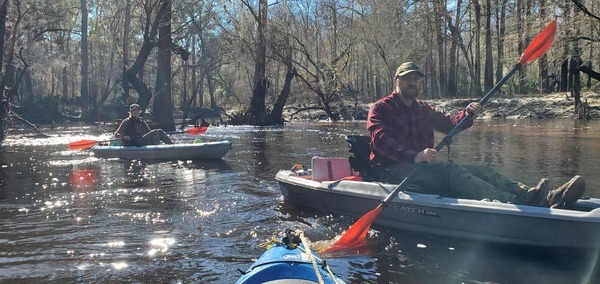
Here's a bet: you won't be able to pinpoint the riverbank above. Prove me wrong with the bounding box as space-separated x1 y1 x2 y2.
433 91 600 120
286 91 600 121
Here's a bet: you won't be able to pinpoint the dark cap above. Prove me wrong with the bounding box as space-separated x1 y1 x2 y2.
395 62 425 78
130 104 141 111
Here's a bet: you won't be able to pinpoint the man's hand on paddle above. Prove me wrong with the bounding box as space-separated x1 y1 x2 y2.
466 102 483 118
415 148 437 163
414 102 482 164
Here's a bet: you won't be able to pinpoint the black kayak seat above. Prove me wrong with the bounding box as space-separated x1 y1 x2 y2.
345 135 382 182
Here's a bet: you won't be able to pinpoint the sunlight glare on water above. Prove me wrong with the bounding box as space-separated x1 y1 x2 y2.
0 121 599 283
148 237 176 256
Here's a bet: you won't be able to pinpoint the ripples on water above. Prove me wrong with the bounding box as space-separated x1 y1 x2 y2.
0 120 599 283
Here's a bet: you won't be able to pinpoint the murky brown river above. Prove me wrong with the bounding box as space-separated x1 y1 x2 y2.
0 119 599 283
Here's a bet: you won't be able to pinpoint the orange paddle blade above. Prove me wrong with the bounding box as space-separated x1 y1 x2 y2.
518 20 556 64
325 205 384 252
185 126 208 135
67 139 99 150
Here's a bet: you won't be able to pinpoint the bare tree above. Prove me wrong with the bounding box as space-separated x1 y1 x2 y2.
433 1 447 98
80 0 90 120
125 0 166 115
0 0 8 142
447 0 463 98
538 0 551 93
446 15 478 98
472 0 483 97
244 0 269 126
122 0 131 101
484 0 494 91
154 0 175 131
495 0 507 84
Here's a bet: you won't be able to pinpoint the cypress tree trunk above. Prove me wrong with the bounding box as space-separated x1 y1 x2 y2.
122 0 131 101
80 0 90 121
0 0 7 142
247 0 269 126
484 0 494 91
153 0 175 131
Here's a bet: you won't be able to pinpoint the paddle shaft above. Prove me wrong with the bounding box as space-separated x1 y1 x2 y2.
67 138 124 150
380 63 522 206
167 130 190 135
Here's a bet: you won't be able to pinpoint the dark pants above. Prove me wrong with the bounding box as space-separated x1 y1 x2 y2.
139 129 173 145
381 160 532 203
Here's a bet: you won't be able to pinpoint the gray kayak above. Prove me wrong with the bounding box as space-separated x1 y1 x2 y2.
91 141 232 160
276 168 600 249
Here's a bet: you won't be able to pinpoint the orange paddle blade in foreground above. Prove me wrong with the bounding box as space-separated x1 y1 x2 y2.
518 20 556 65
324 205 383 252
67 139 101 150
185 126 208 135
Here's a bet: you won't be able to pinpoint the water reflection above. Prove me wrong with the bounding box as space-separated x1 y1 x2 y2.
183 160 233 171
250 129 270 177
308 224 600 284
148 237 176 256
123 160 151 187
0 145 7 200
69 167 100 191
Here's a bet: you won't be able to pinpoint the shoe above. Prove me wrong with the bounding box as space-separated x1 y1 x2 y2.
528 178 551 206
546 175 585 209
481 198 502 203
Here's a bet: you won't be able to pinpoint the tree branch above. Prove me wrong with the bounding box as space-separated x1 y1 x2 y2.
571 0 600 21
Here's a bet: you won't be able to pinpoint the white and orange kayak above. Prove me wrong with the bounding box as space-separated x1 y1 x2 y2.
91 141 231 160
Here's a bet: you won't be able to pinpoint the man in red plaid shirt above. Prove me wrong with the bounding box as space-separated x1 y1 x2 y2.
367 62 584 208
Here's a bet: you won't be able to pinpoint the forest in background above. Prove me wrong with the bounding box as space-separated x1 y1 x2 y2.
0 0 599 141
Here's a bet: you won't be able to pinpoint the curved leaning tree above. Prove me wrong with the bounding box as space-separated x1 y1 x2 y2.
0 0 49 142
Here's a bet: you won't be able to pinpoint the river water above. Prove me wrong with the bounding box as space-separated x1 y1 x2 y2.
0 119 599 283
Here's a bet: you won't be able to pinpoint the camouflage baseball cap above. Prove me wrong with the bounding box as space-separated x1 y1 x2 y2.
395 62 425 78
